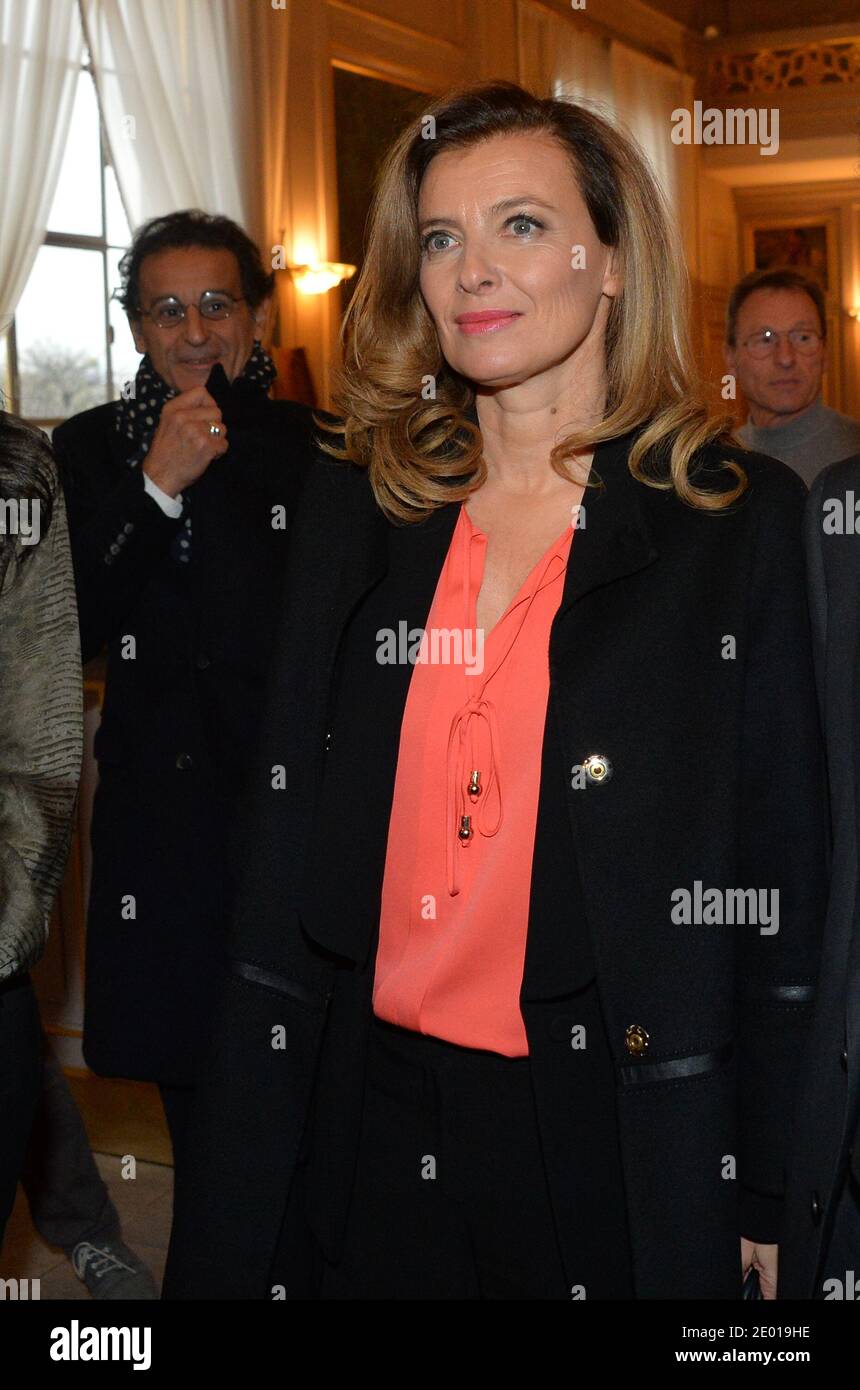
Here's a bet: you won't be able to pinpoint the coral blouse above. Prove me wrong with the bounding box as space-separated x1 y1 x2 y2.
372 502 574 1056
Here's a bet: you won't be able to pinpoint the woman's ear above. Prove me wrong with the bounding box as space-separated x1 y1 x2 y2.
601 248 622 300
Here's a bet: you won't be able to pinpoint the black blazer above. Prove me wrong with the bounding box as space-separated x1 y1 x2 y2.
53 382 318 1083
164 424 827 1298
781 454 860 1296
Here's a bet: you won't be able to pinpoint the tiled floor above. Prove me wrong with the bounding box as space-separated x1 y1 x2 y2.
0 1153 173 1299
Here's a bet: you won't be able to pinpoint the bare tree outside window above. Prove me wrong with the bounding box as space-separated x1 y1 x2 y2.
18 342 104 419
3 54 134 430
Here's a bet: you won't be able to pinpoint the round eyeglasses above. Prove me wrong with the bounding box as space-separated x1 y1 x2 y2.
741 328 823 360
135 290 246 329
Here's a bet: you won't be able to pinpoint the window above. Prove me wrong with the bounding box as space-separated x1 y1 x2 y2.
3 60 137 428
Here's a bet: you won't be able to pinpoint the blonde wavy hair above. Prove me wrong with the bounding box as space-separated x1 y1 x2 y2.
315 80 745 520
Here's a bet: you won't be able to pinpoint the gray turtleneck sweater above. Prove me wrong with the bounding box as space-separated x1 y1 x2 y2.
737 398 860 489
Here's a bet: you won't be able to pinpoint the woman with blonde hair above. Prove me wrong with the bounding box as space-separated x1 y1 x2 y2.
166 81 826 1300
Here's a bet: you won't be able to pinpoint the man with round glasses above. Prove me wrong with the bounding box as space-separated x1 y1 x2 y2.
724 267 860 487
51 210 319 1247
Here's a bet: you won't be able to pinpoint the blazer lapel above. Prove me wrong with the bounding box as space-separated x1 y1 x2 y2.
296 493 460 963
522 429 660 999
555 428 659 624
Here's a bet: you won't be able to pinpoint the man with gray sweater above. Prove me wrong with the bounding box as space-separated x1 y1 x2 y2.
724 267 860 487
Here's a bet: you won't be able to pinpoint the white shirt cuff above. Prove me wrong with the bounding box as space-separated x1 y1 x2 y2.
143 471 184 518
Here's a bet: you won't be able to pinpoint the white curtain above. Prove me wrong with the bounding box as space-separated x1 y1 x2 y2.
80 0 252 229
237 0 290 260
0 0 84 329
516 5 694 236
517 1 613 112
609 41 694 223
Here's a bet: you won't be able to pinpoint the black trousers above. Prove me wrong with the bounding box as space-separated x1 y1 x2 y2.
0 974 41 1251
20 1047 120 1252
316 1013 571 1299
158 1084 196 1180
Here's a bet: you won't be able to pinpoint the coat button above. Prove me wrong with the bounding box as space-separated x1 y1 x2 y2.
109 542 121 555
195 653 211 670
175 752 194 770
123 522 135 534
625 1024 649 1056
583 753 612 784
810 1191 822 1225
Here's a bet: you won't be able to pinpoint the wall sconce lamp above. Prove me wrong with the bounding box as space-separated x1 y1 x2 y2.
287 261 356 294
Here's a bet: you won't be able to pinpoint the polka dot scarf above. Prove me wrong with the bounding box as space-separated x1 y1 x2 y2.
115 341 277 563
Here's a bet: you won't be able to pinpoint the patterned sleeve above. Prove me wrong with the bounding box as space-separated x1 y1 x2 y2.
0 462 83 980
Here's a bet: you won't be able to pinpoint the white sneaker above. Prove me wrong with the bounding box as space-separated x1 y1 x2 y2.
71 1239 158 1300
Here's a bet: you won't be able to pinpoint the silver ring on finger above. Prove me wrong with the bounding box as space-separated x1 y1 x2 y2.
208 422 222 437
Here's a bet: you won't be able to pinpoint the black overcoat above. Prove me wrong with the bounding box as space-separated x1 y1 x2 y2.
780 454 860 1298
53 379 317 1083
164 424 827 1298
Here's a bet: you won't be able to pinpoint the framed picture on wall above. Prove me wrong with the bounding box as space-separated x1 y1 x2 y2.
751 222 829 291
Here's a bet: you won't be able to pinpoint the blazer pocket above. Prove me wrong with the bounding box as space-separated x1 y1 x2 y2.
226 957 331 1013
619 1039 734 1087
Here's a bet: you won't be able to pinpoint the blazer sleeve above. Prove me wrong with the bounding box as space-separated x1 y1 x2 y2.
0 469 83 981
53 417 186 662
736 465 828 1244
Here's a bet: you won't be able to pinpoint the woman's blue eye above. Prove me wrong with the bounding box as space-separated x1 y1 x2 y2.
509 215 543 235
422 230 454 254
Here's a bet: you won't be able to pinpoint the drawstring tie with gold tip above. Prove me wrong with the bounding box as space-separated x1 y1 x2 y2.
445 692 503 896
444 511 568 897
